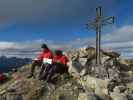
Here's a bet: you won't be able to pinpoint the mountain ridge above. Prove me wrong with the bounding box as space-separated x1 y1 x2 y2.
0 56 32 72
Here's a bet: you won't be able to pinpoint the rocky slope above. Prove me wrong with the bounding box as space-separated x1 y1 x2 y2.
0 47 133 100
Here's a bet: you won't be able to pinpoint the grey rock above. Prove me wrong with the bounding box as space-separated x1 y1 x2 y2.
110 92 128 100
78 58 88 66
94 65 108 79
107 67 120 80
80 68 88 76
6 94 23 100
68 61 82 77
113 86 121 93
78 92 97 100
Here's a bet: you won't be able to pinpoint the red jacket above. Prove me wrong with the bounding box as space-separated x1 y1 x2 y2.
0 73 5 82
53 55 69 65
37 49 53 61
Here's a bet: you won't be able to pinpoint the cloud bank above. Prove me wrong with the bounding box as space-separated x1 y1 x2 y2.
0 25 133 59
0 37 95 58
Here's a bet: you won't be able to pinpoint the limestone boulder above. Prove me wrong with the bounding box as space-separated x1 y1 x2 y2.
68 61 82 78
78 75 109 100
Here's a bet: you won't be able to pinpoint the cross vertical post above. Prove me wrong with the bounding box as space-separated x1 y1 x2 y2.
96 7 102 65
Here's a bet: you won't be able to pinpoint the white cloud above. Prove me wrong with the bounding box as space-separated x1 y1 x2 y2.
102 41 133 49
101 25 133 58
0 42 16 49
0 40 44 58
0 40 76 58
102 25 133 42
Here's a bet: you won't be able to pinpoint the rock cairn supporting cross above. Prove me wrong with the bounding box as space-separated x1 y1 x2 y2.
87 6 115 65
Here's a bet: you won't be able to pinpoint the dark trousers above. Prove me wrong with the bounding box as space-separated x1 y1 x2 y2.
39 63 52 80
30 60 42 75
46 63 68 81
31 60 52 80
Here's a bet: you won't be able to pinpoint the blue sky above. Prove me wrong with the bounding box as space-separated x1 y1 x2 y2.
0 0 123 41
0 0 133 58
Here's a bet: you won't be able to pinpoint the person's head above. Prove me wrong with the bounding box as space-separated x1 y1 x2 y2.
55 49 63 56
41 44 49 50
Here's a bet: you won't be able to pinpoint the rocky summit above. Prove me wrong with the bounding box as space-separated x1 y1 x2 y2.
0 47 133 100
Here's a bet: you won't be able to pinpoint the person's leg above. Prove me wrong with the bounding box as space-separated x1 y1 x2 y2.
55 63 65 74
54 63 62 73
39 64 51 80
57 64 68 74
63 65 69 74
28 61 41 78
46 64 57 82
30 61 36 75
39 64 46 79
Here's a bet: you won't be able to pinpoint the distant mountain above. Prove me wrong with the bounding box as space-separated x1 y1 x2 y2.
0 56 32 72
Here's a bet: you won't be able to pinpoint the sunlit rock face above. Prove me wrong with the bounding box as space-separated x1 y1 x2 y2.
67 47 133 100
67 47 121 79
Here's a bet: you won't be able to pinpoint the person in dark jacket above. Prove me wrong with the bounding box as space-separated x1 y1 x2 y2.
28 44 53 78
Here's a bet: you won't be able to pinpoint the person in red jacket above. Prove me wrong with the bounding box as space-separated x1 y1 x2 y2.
46 49 69 82
28 44 53 78
52 49 69 73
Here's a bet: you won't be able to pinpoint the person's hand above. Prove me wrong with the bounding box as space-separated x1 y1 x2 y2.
33 58 39 61
56 60 61 63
